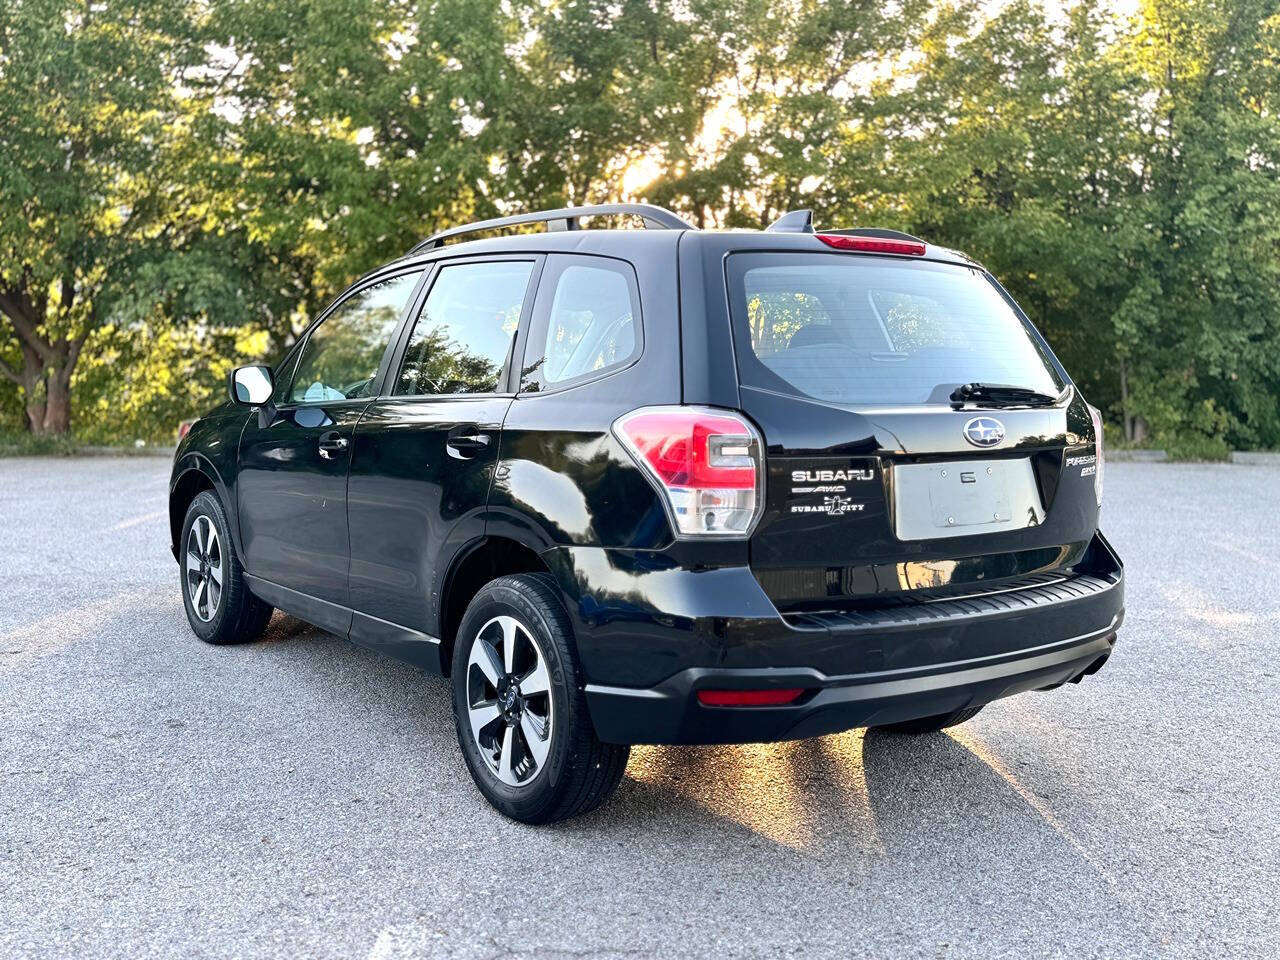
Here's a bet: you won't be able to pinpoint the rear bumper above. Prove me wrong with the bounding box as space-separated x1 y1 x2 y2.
585 618 1118 744
544 532 1124 746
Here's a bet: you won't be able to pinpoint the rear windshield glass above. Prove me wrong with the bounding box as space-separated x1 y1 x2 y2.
727 253 1063 405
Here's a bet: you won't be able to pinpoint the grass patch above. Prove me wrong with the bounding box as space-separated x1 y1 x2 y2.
1160 434 1231 462
0 431 82 457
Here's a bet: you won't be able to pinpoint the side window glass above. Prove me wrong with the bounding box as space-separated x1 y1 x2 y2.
394 260 534 396
289 272 422 403
522 257 640 392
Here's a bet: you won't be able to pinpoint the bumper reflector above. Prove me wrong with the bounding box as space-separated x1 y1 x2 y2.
696 688 806 707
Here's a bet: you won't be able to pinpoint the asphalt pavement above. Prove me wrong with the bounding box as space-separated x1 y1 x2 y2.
1 457 1277 959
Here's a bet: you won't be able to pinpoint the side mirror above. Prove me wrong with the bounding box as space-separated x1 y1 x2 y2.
230 364 280 427
230 365 274 406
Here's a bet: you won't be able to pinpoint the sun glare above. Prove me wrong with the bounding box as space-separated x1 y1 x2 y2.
620 155 663 197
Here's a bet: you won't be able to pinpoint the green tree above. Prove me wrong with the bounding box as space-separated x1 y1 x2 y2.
0 1 206 433
1109 0 1280 452
849 1 1151 418
4 0 1277 453
808 0 1280 453
493 0 755 211
646 0 934 227
197 0 509 352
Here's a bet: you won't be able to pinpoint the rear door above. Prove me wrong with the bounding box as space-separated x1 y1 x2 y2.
345 256 541 661
719 248 1099 612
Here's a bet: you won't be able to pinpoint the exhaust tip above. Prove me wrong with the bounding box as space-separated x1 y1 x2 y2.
1083 651 1111 675
1069 652 1111 684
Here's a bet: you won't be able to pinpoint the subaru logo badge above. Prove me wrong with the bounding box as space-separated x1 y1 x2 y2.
964 416 1005 447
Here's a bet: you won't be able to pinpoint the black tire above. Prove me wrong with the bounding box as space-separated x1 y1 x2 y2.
179 491 273 645
451 573 629 824
875 704 984 735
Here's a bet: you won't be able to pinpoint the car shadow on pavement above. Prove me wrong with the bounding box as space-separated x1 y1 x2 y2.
242 613 1109 884
577 725 1111 883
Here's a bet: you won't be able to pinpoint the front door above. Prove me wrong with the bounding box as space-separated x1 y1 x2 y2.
346 257 539 662
237 269 424 632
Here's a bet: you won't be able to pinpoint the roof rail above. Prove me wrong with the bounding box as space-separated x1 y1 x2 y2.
765 209 926 245
410 203 695 253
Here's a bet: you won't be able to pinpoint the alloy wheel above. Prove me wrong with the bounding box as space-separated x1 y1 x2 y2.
465 615 553 786
185 515 223 623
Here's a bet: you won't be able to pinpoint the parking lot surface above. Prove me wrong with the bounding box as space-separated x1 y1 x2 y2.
1 457 1277 959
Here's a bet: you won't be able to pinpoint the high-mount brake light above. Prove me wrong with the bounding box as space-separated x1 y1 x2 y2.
816 234 927 256
1088 404 1105 507
696 688 806 707
613 406 764 538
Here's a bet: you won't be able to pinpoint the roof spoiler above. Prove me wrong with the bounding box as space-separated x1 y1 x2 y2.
766 209 927 245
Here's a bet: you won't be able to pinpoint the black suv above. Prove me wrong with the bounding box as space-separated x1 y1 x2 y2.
170 203 1123 823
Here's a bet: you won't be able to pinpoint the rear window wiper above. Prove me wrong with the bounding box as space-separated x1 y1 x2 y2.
949 382 1067 409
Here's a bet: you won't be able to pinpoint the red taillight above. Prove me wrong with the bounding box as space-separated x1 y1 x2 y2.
816 233 926 256
619 411 755 489
613 406 763 537
697 688 806 707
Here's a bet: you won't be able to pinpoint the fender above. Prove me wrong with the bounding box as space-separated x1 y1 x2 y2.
426 519 558 675
436 508 562 628
168 453 240 561
481 503 566 556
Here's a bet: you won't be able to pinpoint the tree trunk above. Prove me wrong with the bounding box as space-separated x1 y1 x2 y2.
23 399 47 433
10 341 76 436
0 278 85 436
1117 358 1148 445
1119 358 1134 443
39 371 72 434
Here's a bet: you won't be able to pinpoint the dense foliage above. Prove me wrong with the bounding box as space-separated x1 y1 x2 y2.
1 0 1277 454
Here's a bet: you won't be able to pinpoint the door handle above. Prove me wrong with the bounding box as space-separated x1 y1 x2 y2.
318 431 349 460
446 426 491 459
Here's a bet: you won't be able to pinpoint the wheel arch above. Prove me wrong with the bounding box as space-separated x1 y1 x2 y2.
169 455 234 561
437 534 556 676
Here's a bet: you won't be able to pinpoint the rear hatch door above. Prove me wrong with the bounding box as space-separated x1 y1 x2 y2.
722 247 1101 612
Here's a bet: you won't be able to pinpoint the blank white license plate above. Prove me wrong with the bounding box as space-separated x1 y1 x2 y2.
893 458 1044 540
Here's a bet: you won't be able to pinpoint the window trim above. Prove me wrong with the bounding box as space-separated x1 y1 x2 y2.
382 253 545 403
270 348 303 407
516 253 644 396
278 265 430 409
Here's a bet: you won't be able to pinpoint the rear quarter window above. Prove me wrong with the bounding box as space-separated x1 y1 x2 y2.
520 255 641 392
727 253 1063 406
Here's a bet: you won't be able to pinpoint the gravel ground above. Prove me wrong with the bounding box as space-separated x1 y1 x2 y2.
1 457 1277 959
